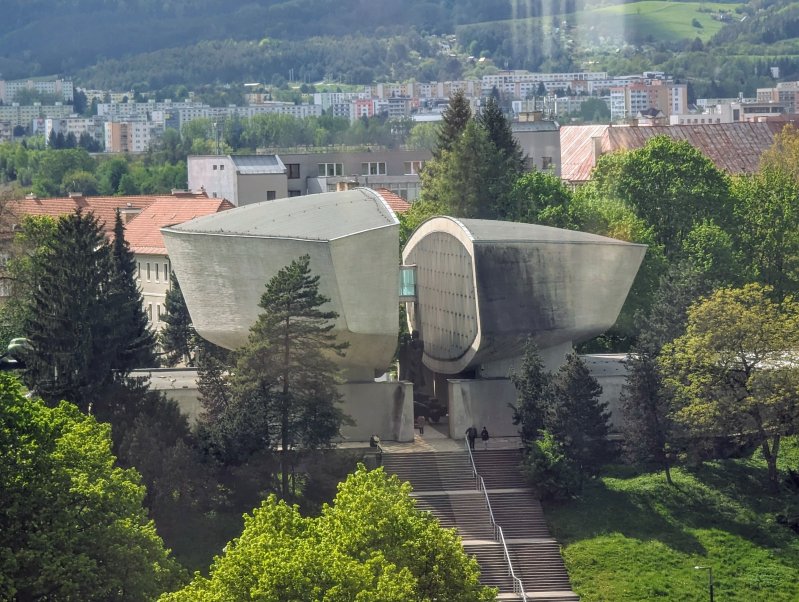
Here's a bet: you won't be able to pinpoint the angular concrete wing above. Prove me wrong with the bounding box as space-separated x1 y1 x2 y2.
162 188 400 380
402 217 646 375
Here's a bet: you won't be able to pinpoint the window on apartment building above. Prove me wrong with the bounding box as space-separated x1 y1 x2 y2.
156 304 161 321
137 262 141 279
147 303 153 321
146 262 151 280
213 165 217 170
267 190 277 201
403 161 424 175
318 163 343 177
542 156 553 170
287 164 300 179
361 162 387 176
155 263 160 281
289 190 302 197
165 263 169 282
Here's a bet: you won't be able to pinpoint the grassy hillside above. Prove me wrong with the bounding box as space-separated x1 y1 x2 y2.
545 438 799 601
581 1 742 42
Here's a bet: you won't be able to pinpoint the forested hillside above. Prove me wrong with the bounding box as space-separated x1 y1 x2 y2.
5 0 799 99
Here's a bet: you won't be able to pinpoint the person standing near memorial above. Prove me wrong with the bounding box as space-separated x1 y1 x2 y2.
480 426 490 450
466 426 477 450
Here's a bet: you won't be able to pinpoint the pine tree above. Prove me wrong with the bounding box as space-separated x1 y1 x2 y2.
435 89 471 158
479 96 525 172
110 209 156 370
160 271 195 366
23 209 118 410
510 339 552 445
422 120 515 218
548 353 613 481
234 255 350 499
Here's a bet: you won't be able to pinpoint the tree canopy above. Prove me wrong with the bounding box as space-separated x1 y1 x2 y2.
230 255 350 498
0 373 184 601
660 283 799 491
21 209 156 414
160 465 495 602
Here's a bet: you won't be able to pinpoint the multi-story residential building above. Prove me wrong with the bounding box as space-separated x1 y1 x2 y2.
0 121 12 143
610 81 687 121
756 82 799 114
0 103 74 129
0 78 73 104
187 155 288 206
124 196 234 332
104 120 162 153
43 117 104 146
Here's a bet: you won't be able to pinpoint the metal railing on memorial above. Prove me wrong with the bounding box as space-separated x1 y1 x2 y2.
465 439 528 601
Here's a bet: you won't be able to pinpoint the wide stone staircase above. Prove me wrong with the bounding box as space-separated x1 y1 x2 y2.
381 448 579 601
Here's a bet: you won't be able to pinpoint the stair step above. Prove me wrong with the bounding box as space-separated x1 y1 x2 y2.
381 450 579 600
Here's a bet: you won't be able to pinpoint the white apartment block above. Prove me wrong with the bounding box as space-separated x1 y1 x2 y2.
0 78 73 104
104 120 161 153
44 117 104 145
0 103 73 128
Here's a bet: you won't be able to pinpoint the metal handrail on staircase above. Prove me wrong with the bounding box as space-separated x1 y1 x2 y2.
465 440 529 602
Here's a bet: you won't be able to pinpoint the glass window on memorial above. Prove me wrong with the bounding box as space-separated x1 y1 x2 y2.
399 265 417 300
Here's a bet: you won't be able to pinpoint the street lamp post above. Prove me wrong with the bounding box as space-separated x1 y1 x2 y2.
694 565 714 602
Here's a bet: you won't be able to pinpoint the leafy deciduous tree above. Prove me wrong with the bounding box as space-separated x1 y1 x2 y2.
660 284 799 492
0 373 185 601
159 465 495 602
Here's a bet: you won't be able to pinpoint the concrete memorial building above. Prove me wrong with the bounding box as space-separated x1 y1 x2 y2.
163 188 645 441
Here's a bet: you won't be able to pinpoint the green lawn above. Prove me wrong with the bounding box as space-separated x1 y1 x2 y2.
580 1 742 42
545 438 799 601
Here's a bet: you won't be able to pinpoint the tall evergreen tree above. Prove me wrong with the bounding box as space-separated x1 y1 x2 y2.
110 209 156 370
422 120 516 218
510 339 551 445
23 210 118 411
233 255 350 499
479 96 525 172
160 271 195 367
548 353 613 480
434 89 471 158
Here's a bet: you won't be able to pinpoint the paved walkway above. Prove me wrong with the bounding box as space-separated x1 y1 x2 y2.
336 420 524 453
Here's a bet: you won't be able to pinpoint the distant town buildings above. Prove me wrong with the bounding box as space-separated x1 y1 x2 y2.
0 78 74 104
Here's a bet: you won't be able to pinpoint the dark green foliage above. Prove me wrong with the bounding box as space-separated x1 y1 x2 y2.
510 339 551 445
231 255 350 499
22 209 118 409
110 209 157 369
478 96 525 172
592 135 732 257
513 345 612 492
435 89 472 158
548 353 613 480
620 352 674 485
160 272 195 367
522 430 580 500
21 210 155 414
0 373 185 600
422 120 518 219
507 170 575 227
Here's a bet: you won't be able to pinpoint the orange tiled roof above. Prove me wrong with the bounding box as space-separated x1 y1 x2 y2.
374 188 411 214
561 121 789 183
125 197 235 255
5 192 212 236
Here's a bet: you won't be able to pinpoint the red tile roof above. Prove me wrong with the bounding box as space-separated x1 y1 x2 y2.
561 122 789 183
124 197 235 255
5 192 212 237
374 188 411 214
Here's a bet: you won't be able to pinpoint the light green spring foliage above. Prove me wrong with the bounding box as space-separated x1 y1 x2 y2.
660 283 799 489
161 466 495 602
0 373 185 601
